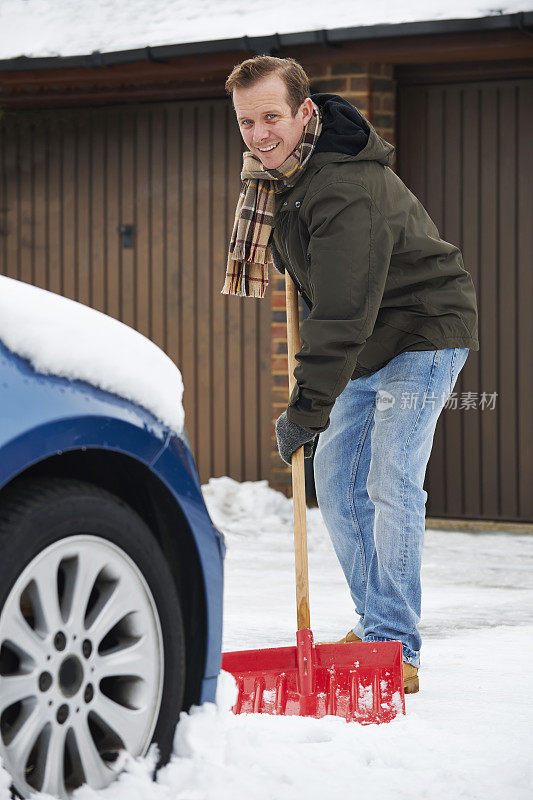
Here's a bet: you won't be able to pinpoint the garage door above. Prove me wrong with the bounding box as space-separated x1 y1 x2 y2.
0 99 271 485
397 69 533 523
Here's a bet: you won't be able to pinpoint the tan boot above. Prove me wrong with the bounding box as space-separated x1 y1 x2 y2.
338 630 363 644
403 662 419 694
317 629 362 645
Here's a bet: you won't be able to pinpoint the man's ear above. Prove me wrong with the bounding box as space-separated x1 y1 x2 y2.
301 97 314 124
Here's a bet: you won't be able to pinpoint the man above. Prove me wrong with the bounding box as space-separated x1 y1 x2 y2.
222 56 479 693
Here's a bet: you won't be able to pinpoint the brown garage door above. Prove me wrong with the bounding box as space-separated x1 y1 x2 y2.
397 68 533 523
0 99 271 485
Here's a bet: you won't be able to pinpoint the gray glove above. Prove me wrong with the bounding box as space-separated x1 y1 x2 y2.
275 411 317 466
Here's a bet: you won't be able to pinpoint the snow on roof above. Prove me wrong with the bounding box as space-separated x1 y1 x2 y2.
0 276 185 435
0 0 530 61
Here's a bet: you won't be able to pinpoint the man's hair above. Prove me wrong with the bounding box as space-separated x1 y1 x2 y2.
225 56 311 116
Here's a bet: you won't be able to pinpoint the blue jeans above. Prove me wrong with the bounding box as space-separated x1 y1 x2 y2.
313 347 469 668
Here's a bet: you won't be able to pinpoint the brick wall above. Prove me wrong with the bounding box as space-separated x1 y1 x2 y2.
269 62 396 495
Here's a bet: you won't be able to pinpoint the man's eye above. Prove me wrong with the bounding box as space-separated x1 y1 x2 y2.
266 114 277 119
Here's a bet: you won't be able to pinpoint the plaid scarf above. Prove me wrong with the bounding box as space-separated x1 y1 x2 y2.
221 101 322 299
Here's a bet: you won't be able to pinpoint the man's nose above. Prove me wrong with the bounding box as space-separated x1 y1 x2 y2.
253 122 269 143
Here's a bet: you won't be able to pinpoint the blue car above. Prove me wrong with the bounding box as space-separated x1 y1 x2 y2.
0 288 225 799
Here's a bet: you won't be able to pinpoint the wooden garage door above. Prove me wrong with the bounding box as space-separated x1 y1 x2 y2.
0 99 271 485
397 70 533 523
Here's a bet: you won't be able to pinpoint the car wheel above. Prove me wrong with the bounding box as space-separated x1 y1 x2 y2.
0 477 185 799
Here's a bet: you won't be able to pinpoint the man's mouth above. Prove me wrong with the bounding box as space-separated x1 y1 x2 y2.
257 142 279 153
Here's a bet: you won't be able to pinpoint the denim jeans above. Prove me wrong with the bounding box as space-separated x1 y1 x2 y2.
313 347 469 667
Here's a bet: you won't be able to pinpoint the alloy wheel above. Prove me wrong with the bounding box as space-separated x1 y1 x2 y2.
0 535 164 797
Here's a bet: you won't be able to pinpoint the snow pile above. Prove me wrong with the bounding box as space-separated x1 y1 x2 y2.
202 475 330 552
0 276 184 435
0 0 530 61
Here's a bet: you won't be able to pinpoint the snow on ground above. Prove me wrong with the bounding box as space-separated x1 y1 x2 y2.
13 475 532 800
0 276 185 435
0 0 531 60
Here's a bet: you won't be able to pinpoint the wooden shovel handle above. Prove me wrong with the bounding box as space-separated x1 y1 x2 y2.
285 272 311 632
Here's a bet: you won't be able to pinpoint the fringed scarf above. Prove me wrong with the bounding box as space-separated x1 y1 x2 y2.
221 101 322 298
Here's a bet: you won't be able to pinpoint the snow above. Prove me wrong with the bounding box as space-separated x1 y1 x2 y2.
0 0 530 61
3 475 529 800
0 765 10 798
0 276 185 435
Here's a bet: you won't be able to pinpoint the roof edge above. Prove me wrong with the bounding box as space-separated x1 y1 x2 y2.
0 11 532 73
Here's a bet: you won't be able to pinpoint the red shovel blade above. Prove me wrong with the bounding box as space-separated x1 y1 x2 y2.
222 629 405 723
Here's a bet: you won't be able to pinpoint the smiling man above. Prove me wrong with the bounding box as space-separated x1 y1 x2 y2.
222 56 479 693
233 72 314 168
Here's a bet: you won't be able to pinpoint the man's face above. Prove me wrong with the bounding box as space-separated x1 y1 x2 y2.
233 73 313 169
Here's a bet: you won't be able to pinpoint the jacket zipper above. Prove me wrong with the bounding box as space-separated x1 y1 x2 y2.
306 253 314 296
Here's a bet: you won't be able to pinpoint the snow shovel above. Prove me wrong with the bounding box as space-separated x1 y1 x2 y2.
221 272 405 723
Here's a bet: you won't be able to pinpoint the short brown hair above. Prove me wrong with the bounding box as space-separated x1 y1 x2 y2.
225 56 311 116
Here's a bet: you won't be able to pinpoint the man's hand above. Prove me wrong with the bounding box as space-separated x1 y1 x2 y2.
275 411 317 465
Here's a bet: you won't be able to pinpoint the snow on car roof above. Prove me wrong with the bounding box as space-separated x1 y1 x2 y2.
0 0 529 60
0 276 185 435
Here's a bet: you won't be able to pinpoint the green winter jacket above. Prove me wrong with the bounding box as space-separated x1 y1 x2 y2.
271 120 479 433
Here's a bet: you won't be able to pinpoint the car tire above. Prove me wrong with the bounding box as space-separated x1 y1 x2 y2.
0 477 185 799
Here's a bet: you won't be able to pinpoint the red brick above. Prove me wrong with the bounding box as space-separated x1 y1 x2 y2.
310 78 348 93
272 375 288 385
272 337 289 350
375 93 395 112
271 357 288 372
372 112 394 129
271 292 287 309
368 62 389 78
306 65 331 80
270 323 287 339
331 62 368 75
343 95 368 115
371 77 395 92
349 76 368 93
273 396 288 405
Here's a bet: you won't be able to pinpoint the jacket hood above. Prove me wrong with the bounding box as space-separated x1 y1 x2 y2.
310 92 395 166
